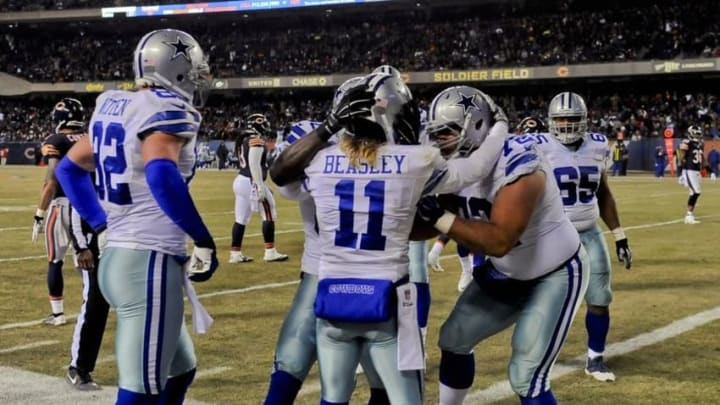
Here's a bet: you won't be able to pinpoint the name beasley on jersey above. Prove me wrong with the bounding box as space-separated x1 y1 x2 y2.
322 154 407 175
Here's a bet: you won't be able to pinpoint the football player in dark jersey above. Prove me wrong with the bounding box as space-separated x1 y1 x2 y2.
679 125 704 224
34 98 87 325
229 113 289 263
34 98 109 390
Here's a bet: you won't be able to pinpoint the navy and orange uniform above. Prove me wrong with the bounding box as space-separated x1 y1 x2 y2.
237 133 268 180
41 131 85 198
680 139 704 171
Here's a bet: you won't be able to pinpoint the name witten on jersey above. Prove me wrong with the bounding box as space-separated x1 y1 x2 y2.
90 88 201 256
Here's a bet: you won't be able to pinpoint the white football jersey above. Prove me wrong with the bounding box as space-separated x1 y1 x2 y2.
304 143 470 282
532 132 610 232
453 135 580 280
278 181 321 275
90 88 201 256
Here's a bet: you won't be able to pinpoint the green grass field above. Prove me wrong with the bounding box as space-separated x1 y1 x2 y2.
1 165 719 404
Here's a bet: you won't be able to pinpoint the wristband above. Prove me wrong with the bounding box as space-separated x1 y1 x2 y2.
434 212 457 235
611 227 626 241
35 208 45 218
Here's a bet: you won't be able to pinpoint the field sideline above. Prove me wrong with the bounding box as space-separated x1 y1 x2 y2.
1 166 719 404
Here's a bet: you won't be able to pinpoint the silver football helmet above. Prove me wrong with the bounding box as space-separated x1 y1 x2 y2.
548 91 588 144
687 125 703 141
426 86 494 158
341 73 419 145
372 65 402 78
133 29 211 107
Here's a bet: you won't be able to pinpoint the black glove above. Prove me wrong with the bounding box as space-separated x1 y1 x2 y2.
615 238 632 270
416 196 445 225
321 84 375 138
188 238 219 282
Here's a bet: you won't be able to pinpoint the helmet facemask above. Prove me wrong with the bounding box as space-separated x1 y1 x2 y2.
549 116 587 144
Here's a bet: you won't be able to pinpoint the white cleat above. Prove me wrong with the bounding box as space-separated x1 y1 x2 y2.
42 313 66 326
355 363 364 375
229 252 253 263
264 249 289 262
684 215 700 225
457 271 473 292
428 252 444 272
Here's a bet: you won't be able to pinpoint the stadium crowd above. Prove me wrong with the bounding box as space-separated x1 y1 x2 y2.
1 0 719 82
2 89 718 143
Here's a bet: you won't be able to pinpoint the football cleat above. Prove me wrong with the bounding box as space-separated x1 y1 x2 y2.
42 313 66 326
264 249 289 262
229 252 253 263
585 356 616 382
66 367 101 391
684 215 700 225
457 271 473 292
355 363 364 375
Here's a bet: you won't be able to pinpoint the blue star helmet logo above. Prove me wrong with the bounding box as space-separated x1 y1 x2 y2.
456 93 480 114
163 37 194 61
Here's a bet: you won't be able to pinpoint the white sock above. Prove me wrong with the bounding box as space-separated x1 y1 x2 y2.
430 241 444 257
588 348 603 360
459 254 473 275
50 299 64 315
439 383 470 405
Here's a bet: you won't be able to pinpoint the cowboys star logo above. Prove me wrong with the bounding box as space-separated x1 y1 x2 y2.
456 94 480 114
163 37 194 61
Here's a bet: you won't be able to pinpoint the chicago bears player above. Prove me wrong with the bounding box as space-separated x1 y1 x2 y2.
678 125 704 224
55 28 217 405
521 91 632 383
229 113 288 263
417 85 589 405
516 116 548 134
33 98 87 326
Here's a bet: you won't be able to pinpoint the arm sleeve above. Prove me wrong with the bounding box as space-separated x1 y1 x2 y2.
145 158 212 243
248 143 265 184
55 157 107 231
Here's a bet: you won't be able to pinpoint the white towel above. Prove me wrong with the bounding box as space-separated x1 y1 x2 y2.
183 275 214 334
396 283 424 371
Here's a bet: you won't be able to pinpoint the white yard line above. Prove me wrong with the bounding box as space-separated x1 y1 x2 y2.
0 340 59 354
196 366 233 378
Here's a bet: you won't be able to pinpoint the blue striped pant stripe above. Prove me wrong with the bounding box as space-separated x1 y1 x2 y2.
142 251 167 395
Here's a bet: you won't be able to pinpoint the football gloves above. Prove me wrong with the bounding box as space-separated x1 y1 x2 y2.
31 210 44 243
477 91 508 124
615 238 632 270
416 196 445 225
253 182 267 203
322 84 375 137
187 238 219 282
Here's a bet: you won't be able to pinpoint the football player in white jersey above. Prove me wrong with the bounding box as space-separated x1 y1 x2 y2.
55 29 217 405
521 92 632 383
263 118 391 405
270 73 512 404
416 85 590 405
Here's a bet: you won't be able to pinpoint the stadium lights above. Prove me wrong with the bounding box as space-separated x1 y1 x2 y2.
101 0 389 19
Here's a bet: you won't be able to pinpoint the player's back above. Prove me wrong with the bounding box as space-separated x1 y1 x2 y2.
532 132 609 231
90 88 201 256
682 139 704 171
305 143 439 282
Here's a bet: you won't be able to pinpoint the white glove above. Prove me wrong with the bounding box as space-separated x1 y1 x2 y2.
31 209 44 243
187 239 218 282
253 182 267 202
427 249 444 272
